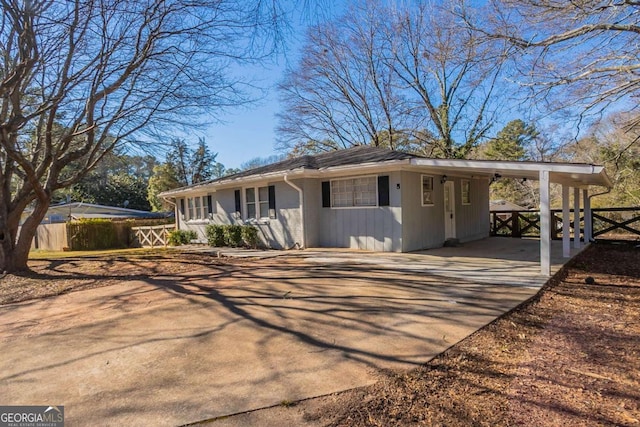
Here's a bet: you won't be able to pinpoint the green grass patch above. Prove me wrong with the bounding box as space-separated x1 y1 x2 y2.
29 247 169 260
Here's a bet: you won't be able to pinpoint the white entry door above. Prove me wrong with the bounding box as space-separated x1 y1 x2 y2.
444 181 456 239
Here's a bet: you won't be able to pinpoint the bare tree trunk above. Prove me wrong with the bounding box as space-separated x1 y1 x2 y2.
0 217 23 273
0 199 49 273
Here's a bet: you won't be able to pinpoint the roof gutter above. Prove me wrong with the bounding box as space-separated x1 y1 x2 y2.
283 174 305 249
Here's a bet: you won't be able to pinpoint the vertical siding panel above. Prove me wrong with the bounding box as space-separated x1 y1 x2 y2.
454 177 490 243
383 207 392 251
303 179 320 248
355 210 362 249
350 210 358 248
335 209 343 247
374 209 383 251
368 209 373 251
324 210 331 247
401 170 447 252
358 210 364 249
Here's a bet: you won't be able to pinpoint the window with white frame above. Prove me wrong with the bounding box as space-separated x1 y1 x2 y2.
331 176 377 207
184 195 214 220
194 196 202 219
245 186 271 219
258 186 269 218
461 179 471 205
421 175 434 206
246 188 256 219
187 197 195 219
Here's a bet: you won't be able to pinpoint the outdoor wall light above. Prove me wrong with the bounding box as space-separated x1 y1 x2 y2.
396 183 401 189
440 175 448 184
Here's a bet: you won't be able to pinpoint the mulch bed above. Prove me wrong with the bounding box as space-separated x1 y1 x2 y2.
307 242 640 426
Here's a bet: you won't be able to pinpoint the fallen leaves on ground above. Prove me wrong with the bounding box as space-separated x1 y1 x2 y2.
309 243 640 427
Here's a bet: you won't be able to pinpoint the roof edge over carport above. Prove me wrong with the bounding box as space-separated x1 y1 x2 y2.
410 158 612 189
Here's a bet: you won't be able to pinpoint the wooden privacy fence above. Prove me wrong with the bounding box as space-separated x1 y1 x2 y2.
29 223 68 251
490 206 640 241
131 224 173 248
67 221 131 250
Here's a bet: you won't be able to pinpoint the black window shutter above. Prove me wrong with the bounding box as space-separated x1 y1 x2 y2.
234 190 241 214
207 195 213 217
268 185 276 219
179 199 185 218
378 175 390 206
321 181 331 208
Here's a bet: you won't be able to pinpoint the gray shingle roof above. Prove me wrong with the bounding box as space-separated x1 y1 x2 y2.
160 146 419 195
214 145 416 182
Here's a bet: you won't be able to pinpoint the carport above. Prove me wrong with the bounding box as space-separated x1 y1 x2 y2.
409 158 613 275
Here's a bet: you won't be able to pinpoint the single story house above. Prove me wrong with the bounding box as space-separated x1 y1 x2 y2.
159 145 611 275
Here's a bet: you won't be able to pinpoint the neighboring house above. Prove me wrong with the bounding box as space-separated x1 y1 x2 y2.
490 200 531 221
159 146 611 274
23 202 169 224
490 200 529 213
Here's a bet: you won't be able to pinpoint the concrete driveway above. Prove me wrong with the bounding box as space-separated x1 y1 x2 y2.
0 238 575 426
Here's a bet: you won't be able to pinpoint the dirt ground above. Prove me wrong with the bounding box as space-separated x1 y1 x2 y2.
300 242 640 427
2 243 639 426
0 250 247 305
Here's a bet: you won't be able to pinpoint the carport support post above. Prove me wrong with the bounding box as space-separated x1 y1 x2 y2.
539 170 551 276
562 185 571 258
574 187 581 249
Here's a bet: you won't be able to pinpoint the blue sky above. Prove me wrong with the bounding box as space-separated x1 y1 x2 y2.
203 68 286 170
202 2 346 170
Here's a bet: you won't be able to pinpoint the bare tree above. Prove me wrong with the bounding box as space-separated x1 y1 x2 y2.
277 1 408 154
563 112 640 206
390 1 509 158
475 0 640 138
277 0 509 158
0 0 284 272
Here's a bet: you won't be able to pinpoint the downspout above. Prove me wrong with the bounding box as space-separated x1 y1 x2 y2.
161 196 178 230
283 174 305 249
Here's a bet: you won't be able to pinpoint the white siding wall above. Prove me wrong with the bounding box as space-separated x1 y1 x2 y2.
177 181 303 249
401 171 445 251
317 171 403 252
255 181 302 249
176 169 490 253
302 178 321 248
454 177 490 243
400 172 490 251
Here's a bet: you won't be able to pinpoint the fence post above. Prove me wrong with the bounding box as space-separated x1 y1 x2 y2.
491 212 496 236
551 212 558 240
511 211 521 238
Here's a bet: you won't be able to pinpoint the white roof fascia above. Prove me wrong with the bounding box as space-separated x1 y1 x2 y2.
410 158 612 188
412 158 594 174
159 168 308 197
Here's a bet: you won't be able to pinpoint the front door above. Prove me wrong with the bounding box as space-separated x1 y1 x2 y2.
444 181 456 239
